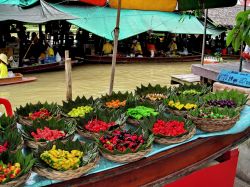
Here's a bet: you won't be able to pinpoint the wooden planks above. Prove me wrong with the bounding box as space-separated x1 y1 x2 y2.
170 74 200 85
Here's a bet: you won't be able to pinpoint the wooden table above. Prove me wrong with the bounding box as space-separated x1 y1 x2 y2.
49 128 250 187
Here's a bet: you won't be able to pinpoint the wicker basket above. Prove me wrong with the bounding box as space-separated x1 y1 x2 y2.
187 114 240 132
168 109 188 117
25 135 74 149
33 156 99 181
1 172 31 187
10 138 24 154
77 129 100 140
154 126 196 145
126 118 141 126
18 115 61 126
100 146 152 163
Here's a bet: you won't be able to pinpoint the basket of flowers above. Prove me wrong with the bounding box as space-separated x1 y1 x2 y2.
0 150 36 187
77 109 127 140
174 83 211 96
16 102 61 126
0 129 23 154
135 84 171 104
60 96 96 119
187 107 240 132
33 140 99 181
143 113 196 145
0 114 16 132
99 91 135 111
204 90 248 111
98 128 154 163
21 118 76 149
164 95 200 117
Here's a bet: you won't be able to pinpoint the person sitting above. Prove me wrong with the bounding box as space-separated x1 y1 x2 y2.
131 40 143 57
242 45 250 62
169 38 178 55
0 53 8 78
102 40 113 55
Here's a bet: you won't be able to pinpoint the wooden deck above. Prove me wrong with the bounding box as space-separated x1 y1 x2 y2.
192 62 250 82
171 74 200 85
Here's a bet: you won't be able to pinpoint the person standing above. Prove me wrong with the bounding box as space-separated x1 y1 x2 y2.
242 45 250 62
0 53 8 78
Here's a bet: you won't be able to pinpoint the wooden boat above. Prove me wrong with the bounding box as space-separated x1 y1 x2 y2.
9 60 82 74
109 0 177 11
0 73 37 86
78 0 106 6
84 54 239 64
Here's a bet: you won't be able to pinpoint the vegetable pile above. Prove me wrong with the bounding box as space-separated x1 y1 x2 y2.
168 101 197 110
85 119 116 133
99 130 144 152
182 89 201 96
152 120 187 136
207 99 236 108
0 162 21 183
67 106 93 118
145 93 167 101
28 108 51 120
127 106 158 120
31 127 65 141
198 111 226 119
0 142 8 154
40 145 83 171
105 100 126 109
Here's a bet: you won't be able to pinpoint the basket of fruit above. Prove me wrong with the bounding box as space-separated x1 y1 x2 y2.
204 90 248 111
33 140 99 181
77 109 127 140
0 150 36 187
0 128 23 154
174 83 211 96
135 84 171 103
21 118 76 149
98 129 154 163
187 107 240 132
164 95 200 117
0 114 16 132
99 91 135 111
143 113 196 145
16 102 61 126
60 96 96 118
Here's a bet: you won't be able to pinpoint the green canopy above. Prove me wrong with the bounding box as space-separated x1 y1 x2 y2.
53 5 220 40
0 0 37 6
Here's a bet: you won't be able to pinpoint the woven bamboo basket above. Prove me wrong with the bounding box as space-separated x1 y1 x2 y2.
154 126 196 145
126 118 141 126
1 172 31 187
25 135 74 149
33 156 99 181
100 146 152 163
10 138 24 154
168 109 188 117
187 114 240 132
77 128 100 140
18 115 61 126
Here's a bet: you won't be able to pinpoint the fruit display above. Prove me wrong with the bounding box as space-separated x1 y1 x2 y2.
175 83 211 96
182 89 201 96
31 127 65 141
67 106 94 118
0 142 8 154
0 129 23 154
40 145 83 171
145 93 167 101
152 120 187 136
85 119 116 133
127 106 158 120
28 108 51 120
168 100 197 110
0 161 21 183
105 100 126 109
207 99 236 108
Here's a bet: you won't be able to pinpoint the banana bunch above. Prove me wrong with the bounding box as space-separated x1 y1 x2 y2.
40 145 84 171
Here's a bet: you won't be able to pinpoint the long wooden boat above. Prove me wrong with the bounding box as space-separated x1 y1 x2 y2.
84 54 239 64
0 73 37 86
9 60 82 74
48 127 250 187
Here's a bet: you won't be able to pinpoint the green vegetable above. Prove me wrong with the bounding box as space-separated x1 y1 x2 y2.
127 106 158 120
68 106 93 118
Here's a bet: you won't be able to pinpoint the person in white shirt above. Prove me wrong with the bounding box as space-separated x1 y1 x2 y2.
242 45 250 62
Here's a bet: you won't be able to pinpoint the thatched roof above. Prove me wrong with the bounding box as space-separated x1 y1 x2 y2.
208 5 250 27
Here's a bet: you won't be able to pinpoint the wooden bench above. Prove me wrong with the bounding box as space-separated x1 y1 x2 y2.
170 74 200 85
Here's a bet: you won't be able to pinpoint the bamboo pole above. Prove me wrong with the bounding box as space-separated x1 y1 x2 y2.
201 8 208 65
109 0 122 95
65 50 72 101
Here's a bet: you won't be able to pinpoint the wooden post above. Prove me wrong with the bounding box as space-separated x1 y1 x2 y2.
201 8 208 66
65 50 72 101
109 0 122 95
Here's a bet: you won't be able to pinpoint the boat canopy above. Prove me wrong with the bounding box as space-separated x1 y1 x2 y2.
0 0 37 6
0 0 77 23
53 4 225 40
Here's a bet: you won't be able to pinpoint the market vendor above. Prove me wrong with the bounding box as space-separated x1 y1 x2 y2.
169 38 178 55
102 40 113 55
242 45 250 62
0 53 8 78
131 40 143 56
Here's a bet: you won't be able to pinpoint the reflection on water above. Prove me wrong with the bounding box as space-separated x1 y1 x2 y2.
0 62 197 112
